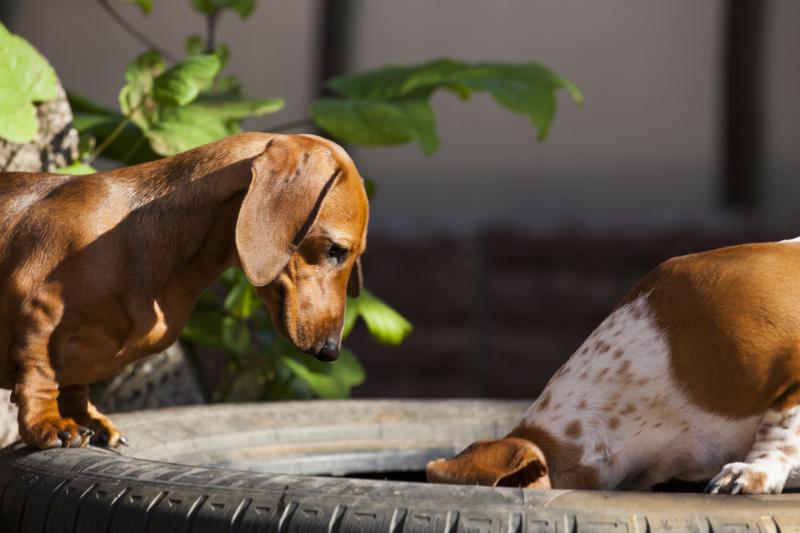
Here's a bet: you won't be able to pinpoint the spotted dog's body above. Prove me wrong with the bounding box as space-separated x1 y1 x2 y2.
428 240 800 494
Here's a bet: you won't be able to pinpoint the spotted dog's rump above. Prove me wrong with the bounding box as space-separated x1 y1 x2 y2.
427 241 800 494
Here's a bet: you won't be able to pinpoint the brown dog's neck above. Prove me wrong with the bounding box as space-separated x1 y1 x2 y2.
106 137 269 294
507 424 601 490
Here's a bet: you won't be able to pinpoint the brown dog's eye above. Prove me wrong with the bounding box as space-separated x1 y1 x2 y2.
328 243 349 264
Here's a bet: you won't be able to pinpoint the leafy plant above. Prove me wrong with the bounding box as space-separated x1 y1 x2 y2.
313 59 583 154
0 22 58 143
0 1 580 401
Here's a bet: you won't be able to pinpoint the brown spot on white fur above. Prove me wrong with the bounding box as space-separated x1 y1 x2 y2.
565 420 582 438
537 391 551 410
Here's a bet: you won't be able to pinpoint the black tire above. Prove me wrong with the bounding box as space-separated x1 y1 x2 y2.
0 399 796 532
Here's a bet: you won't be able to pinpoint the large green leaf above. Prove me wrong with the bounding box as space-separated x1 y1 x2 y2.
118 49 166 130
312 58 582 153
0 22 58 143
343 290 412 345
145 95 282 156
145 105 238 155
0 98 37 144
282 348 365 399
152 54 221 106
311 98 416 147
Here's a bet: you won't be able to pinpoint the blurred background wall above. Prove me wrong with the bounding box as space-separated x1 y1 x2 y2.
3 1 799 398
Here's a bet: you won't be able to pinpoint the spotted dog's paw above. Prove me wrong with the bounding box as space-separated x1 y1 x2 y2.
705 461 785 494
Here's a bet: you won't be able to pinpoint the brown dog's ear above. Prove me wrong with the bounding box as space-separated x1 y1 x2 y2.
236 140 340 286
347 258 363 297
426 437 550 489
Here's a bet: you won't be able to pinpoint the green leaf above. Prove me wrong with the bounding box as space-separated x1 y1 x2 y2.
224 277 260 319
145 105 238 155
144 95 282 156
312 58 582 153
119 49 166 129
214 43 230 68
343 290 412 345
0 100 37 144
228 0 256 18
185 34 204 56
221 315 250 354
311 98 417 148
122 0 153 14
182 292 225 346
0 22 58 143
191 0 256 18
152 54 221 106
55 162 97 175
282 348 365 399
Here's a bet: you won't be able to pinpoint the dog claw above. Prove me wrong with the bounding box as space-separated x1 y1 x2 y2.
78 427 95 437
57 430 70 442
118 435 128 446
93 432 109 446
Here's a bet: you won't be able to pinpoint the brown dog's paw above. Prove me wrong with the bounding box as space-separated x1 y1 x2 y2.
75 413 126 448
20 417 94 449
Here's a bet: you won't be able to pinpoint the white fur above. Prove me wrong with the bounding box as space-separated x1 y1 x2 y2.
708 405 800 493
780 236 800 243
523 294 761 490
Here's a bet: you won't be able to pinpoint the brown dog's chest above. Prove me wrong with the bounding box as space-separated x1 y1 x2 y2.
54 292 190 386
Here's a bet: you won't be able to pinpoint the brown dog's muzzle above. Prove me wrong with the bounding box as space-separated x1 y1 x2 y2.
308 335 341 361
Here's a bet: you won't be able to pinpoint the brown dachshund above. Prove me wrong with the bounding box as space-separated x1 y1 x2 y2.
0 132 368 449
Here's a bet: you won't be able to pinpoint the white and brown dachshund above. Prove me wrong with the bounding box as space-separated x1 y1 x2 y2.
429 239 800 494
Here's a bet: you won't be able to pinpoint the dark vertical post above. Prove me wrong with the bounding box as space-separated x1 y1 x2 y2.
316 0 354 97
721 0 767 211
0 0 19 28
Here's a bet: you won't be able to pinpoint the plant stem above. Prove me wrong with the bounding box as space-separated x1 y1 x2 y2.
97 0 177 61
205 9 220 53
263 117 316 133
121 133 147 163
88 100 145 164
87 117 131 164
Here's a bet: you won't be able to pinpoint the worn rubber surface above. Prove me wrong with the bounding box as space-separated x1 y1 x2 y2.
1 399 800 532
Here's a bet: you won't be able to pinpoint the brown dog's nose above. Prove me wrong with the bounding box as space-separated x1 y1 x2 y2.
316 338 340 361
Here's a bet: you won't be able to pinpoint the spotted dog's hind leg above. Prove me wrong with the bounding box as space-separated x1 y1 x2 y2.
706 404 800 494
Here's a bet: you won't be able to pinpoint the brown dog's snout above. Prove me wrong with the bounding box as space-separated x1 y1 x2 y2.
304 333 342 361
316 338 340 361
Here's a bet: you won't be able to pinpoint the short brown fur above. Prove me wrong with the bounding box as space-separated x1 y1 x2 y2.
0 132 369 449
623 243 800 419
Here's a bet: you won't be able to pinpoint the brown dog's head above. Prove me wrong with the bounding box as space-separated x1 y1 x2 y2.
426 437 551 489
235 134 368 361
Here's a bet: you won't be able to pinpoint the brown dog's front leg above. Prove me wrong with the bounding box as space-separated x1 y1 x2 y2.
11 304 93 448
58 385 126 447
14 361 92 449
